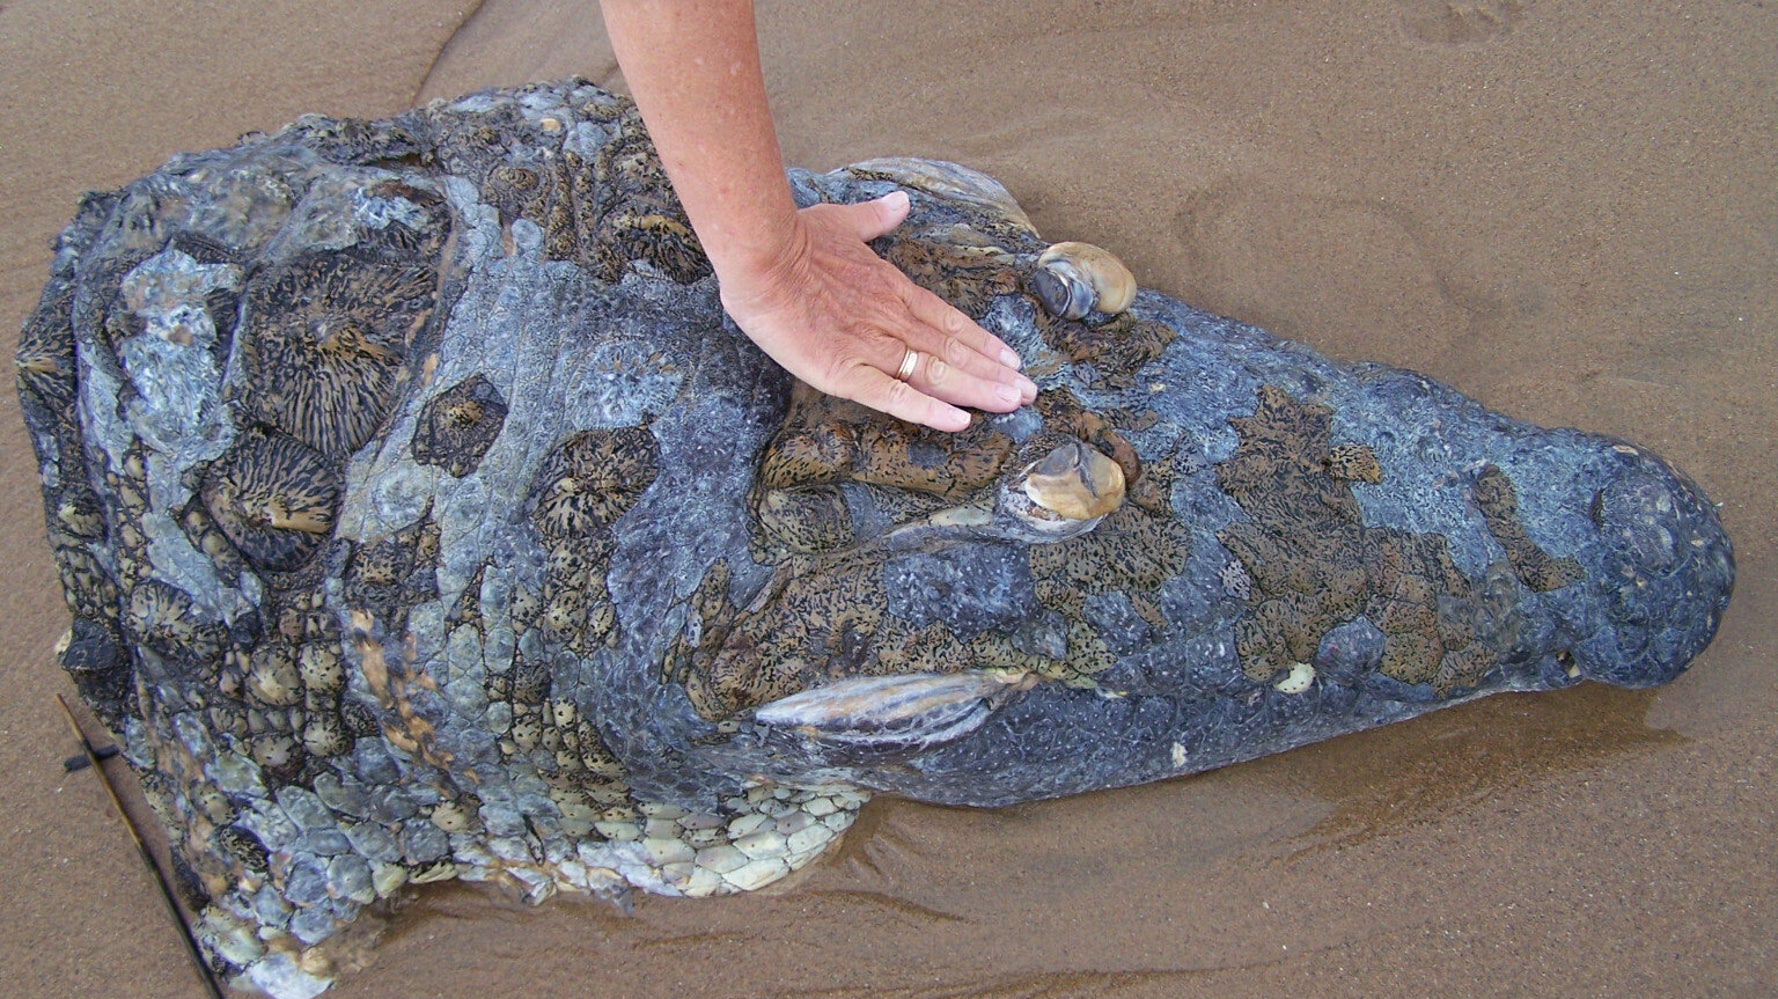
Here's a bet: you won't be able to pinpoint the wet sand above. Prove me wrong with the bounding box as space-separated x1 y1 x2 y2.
2 1 1774 995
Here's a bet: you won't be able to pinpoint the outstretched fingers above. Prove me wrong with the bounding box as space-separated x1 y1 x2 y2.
903 280 1027 375
833 192 1035 410
836 359 974 432
715 190 1041 434
887 288 1036 414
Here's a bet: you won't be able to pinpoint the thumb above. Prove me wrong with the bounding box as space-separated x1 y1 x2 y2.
841 190 911 240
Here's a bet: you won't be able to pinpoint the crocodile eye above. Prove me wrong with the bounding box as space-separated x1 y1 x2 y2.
1020 440 1126 521
977 439 1128 544
1031 241 1136 320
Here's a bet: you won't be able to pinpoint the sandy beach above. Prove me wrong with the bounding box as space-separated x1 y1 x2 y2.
2 1 1773 995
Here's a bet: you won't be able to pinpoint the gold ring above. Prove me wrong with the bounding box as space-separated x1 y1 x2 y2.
894 347 919 382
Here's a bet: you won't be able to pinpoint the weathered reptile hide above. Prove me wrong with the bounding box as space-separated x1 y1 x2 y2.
15 80 1733 997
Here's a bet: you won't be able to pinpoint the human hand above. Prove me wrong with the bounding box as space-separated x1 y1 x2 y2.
716 190 1038 433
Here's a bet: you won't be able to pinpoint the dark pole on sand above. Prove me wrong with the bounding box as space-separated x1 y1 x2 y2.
55 693 226 999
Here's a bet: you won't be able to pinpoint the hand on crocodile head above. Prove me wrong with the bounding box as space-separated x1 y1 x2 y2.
717 192 1039 432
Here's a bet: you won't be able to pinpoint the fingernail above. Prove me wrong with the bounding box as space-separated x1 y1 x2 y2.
1016 375 1038 400
999 347 1023 369
996 383 1020 405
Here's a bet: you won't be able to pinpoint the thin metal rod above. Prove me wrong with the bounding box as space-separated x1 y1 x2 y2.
55 693 226 999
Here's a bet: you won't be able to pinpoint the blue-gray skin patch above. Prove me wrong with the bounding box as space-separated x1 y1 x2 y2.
882 543 1037 639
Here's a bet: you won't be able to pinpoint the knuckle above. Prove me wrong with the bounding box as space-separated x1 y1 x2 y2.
943 334 969 365
821 355 860 392
883 379 917 412
924 356 950 386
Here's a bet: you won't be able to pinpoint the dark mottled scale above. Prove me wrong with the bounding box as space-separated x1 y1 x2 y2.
552 150 601 264
216 825 270 875
339 516 441 649
536 539 617 654
51 532 117 620
59 615 133 721
339 697 382 740
178 503 249 583
200 426 341 573
447 562 489 634
1035 312 1176 389
126 579 227 665
233 250 438 457
527 427 660 539
597 210 710 283
412 374 508 477
485 164 547 230
15 275 78 414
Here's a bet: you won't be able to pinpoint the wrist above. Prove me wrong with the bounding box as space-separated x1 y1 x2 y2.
704 203 812 314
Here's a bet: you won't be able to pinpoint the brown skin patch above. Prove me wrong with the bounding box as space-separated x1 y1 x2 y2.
200 426 342 574
51 543 119 630
878 234 1022 320
1327 442 1384 484
1216 385 1497 695
1033 310 1176 390
752 384 1018 556
672 378 1180 716
1471 463 1586 592
233 250 438 458
687 555 892 716
494 427 661 739
760 384 1018 499
412 373 508 477
125 578 226 665
586 109 712 284
1028 499 1194 683
536 538 618 656
179 504 249 584
529 426 660 540
485 164 547 231
1031 502 1191 611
